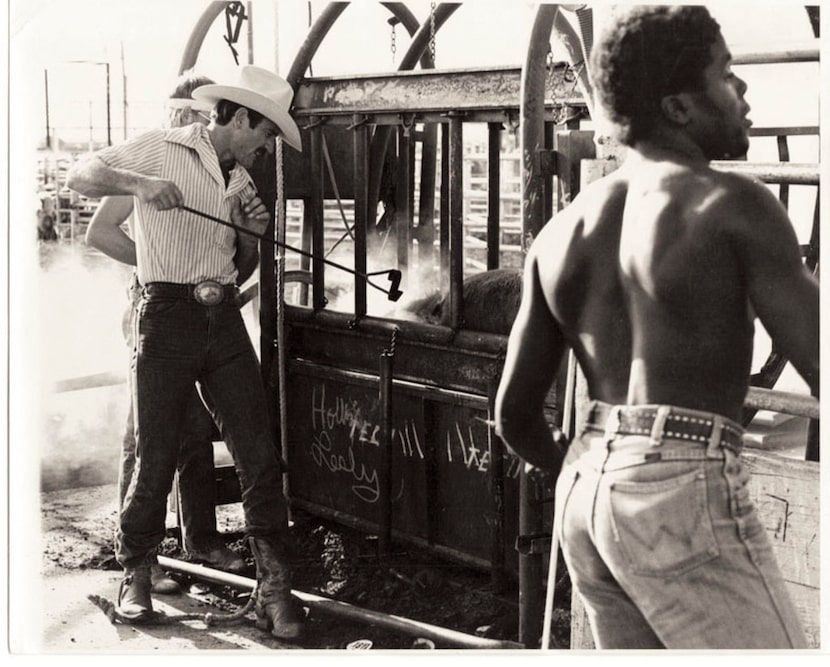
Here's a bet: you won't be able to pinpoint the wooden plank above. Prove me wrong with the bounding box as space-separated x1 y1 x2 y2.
742 450 820 647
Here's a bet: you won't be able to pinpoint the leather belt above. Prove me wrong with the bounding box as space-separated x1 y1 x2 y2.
584 401 744 454
143 281 239 306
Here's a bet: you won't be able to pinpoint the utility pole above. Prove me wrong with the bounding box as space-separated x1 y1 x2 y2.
247 1 254 65
121 42 128 139
105 62 112 146
44 69 51 150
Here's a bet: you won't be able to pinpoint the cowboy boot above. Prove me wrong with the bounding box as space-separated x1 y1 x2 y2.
116 558 153 622
149 555 181 594
249 536 304 640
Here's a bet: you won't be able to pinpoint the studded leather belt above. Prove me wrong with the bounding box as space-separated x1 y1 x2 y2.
143 281 239 306
584 401 744 454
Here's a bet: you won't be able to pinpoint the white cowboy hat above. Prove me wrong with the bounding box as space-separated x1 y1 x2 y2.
192 65 302 152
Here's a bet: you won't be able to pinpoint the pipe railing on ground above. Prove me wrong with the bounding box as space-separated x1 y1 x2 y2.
156 556 523 650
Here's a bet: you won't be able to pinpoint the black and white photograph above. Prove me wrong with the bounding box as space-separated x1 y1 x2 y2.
4 0 825 656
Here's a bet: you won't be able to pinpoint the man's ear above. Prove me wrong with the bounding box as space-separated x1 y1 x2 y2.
233 107 249 128
660 93 692 126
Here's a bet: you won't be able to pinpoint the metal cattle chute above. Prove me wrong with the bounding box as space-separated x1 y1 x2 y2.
171 2 819 648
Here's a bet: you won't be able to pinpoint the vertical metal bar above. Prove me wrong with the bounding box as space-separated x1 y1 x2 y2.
488 380 506 594
518 469 543 647
543 121 554 224
776 135 790 208
378 351 394 555
521 7 558 246
246 1 254 65
105 63 112 146
121 43 128 140
257 150 277 393
396 127 412 284
44 69 51 150
487 122 501 271
310 121 326 310
806 415 819 462
518 6 559 646
417 124 438 280
353 116 369 317
299 201 312 306
440 123 450 291
448 115 464 330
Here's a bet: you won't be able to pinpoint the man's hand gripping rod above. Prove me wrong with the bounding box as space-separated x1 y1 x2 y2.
181 205 404 302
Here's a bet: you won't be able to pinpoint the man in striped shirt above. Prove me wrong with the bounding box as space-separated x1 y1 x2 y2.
67 66 304 640
85 71 248 595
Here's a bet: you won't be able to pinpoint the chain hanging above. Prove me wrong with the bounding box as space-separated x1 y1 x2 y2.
388 17 399 65
429 2 437 62
385 326 399 357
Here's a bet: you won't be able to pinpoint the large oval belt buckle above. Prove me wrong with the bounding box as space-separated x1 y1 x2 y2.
193 280 224 306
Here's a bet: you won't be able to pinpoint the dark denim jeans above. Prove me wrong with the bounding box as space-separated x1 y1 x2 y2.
118 385 220 554
116 289 288 569
121 283 221 555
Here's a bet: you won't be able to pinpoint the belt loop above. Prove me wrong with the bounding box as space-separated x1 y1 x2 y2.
604 405 621 444
649 406 671 447
707 415 724 457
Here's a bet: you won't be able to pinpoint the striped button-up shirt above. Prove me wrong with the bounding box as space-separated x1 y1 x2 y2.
96 123 256 285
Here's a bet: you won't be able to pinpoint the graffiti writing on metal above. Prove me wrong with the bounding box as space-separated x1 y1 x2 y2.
307 383 521 503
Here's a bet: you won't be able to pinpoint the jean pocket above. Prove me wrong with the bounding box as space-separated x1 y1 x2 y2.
139 297 181 318
608 466 718 577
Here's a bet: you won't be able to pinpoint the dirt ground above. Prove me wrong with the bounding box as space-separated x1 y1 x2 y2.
34 483 572 652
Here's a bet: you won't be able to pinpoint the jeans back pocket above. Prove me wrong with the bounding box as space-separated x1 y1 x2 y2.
608 466 719 577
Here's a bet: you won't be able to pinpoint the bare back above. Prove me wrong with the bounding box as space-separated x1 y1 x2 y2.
496 152 815 468
616 156 816 422
532 171 633 404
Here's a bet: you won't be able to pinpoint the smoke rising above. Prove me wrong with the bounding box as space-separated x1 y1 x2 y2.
34 242 133 492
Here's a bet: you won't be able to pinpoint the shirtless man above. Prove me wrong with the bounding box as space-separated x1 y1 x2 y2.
495 5 816 649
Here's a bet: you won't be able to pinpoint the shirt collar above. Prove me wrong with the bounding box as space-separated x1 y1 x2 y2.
164 124 254 192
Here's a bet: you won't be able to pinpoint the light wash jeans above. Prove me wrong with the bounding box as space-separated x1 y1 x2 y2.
117 285 289 569
555 402 807 649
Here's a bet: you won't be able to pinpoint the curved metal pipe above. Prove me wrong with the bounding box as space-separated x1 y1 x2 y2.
521 4 559 245
157 556 524 649
178 2 230 75
552 9 594 112
286 2 350 91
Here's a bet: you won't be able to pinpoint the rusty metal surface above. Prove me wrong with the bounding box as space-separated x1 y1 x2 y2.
293 66 585 119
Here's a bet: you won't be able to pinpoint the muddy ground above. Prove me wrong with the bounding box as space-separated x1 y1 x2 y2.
39 483 572 651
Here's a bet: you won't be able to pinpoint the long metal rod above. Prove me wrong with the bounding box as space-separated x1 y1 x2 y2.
353 115 369 317
156 556 523 649
378 351 395 555
310 122 326 310
744 387 820 420
179 205 402 301
396 127 411 282
712 161 819 185
487 122 501 270
731 41 819 65
447 116 464 329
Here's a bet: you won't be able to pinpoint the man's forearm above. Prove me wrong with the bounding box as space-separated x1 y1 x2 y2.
66 156 146 199
234 237 260 284
497 412 564 471
86 225 137 266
